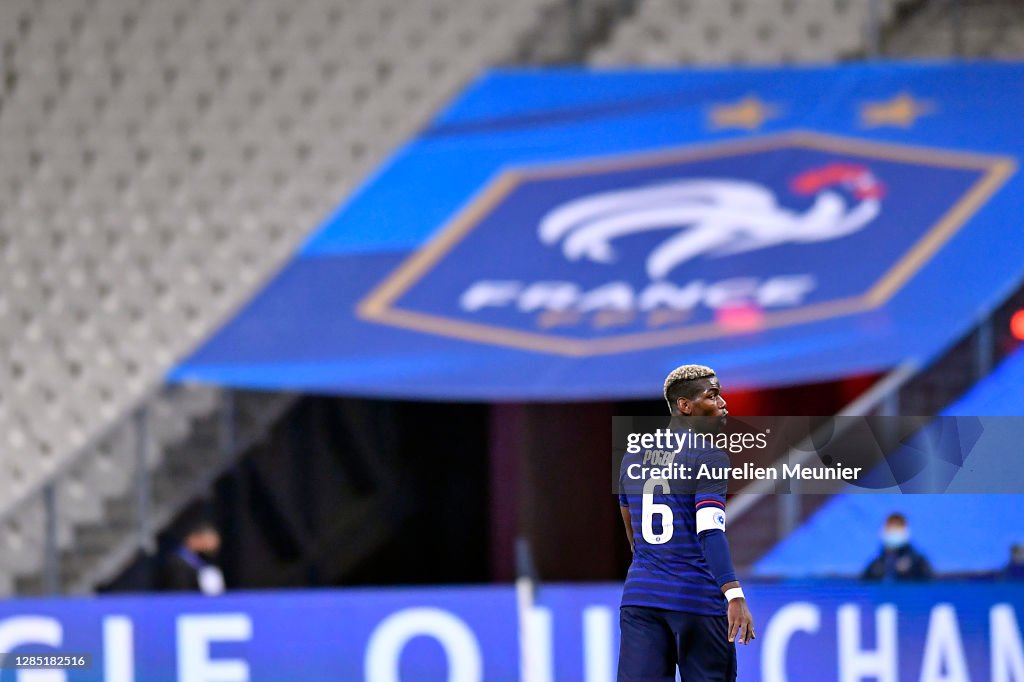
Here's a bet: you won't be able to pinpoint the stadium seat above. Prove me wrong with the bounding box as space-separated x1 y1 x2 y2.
590 0 907 65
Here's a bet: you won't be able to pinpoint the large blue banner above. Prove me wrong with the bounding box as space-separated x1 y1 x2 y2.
171 64 1024 399
1 583 1022 681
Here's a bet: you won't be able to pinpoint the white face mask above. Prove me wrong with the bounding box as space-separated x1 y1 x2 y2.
198 565 226 596
882 526 910 549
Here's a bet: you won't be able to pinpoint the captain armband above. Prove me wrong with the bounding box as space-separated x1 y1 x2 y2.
695 505 727 534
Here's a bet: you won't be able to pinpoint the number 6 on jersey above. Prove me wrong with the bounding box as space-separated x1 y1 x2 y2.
641 478 673 544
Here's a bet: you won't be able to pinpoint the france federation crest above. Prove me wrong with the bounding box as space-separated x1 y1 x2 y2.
359 131 1011 356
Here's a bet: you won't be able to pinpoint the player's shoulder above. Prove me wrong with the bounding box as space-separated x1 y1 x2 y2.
692 444 730 464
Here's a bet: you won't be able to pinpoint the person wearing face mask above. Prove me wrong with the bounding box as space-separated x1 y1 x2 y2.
861 512 933 582
158 514 227 595
1003 543 1024 580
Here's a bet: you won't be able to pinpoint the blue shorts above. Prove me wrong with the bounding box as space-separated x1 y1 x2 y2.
618 606 737 682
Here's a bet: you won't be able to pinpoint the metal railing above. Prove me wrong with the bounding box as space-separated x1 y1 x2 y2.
67 390 297 595
7 385 299 596
25 385 216 595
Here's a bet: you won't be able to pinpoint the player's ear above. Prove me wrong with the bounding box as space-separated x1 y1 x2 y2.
676 397 691 415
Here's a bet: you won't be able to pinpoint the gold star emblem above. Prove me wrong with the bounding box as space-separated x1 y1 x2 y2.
860 92 935 128
707 96 778 131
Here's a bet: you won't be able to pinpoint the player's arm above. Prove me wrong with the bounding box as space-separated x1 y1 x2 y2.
696 451 755 645
695 503 754 644
619 504 634 553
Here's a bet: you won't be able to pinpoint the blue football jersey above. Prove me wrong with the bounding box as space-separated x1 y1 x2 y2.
619 444 730 616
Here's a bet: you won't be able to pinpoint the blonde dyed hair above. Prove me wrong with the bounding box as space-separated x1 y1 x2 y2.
663 364 716 411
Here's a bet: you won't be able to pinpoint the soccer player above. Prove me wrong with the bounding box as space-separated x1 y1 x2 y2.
617 364 754 681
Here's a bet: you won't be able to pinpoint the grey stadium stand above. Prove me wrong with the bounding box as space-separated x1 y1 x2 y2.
590 0 918 65
0 0 613 595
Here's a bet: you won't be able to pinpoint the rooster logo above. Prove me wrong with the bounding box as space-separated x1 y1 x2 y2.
539 163 884 280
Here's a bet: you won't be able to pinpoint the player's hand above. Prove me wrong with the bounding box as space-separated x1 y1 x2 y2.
727 598 755 645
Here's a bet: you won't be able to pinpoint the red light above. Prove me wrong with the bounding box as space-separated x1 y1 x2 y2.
715 304 765 332
1012 310 1024 341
